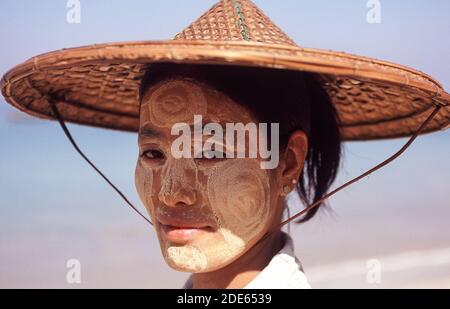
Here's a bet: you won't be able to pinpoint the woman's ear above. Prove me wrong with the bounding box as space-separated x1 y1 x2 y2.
279 131 308 193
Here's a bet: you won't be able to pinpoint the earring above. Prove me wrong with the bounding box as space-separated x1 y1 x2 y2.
283 185 291 196
282 180 297 196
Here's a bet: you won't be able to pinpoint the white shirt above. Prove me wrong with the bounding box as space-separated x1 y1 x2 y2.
183 232 311 289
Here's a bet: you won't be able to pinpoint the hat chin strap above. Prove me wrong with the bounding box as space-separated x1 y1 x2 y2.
48 98 154 226
48 97 441 233
279 104 443 229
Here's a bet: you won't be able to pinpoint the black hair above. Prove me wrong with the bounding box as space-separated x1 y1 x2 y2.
139 63 342 223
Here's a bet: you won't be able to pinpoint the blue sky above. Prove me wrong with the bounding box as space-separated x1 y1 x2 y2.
0 0 449 288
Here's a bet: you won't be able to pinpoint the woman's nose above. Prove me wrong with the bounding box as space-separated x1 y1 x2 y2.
158 160 197 207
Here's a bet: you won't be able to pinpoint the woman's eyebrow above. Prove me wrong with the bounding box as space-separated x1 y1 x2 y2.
139 125 162 138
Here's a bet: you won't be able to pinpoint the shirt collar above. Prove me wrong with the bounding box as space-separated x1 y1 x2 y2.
183 232 311 289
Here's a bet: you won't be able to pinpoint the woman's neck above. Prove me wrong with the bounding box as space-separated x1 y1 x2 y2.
191 230 284 289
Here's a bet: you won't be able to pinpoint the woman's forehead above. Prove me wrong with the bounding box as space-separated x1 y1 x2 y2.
139 79 256 129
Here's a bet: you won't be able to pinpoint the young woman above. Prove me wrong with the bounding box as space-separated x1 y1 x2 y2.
1 0 448 288
135 63 340 288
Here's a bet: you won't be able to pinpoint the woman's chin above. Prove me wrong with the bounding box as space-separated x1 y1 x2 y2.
158 229 250 273
163 244 209 273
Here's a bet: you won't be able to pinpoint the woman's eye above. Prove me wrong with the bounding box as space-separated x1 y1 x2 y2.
142 149 165 160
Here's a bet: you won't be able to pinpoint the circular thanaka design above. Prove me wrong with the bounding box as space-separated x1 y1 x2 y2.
206 159 271 246
144 80 208 128
136 79 278 273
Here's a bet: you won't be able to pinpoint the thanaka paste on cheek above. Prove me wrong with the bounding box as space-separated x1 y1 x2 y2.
206 159 271 248
135 159 156 219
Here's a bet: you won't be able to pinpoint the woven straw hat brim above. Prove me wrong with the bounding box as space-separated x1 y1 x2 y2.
1 39 449 141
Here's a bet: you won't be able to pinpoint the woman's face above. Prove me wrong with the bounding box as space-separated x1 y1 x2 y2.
135 79 285 273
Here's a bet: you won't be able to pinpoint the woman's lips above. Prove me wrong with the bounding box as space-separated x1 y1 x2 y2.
160 223 212 243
